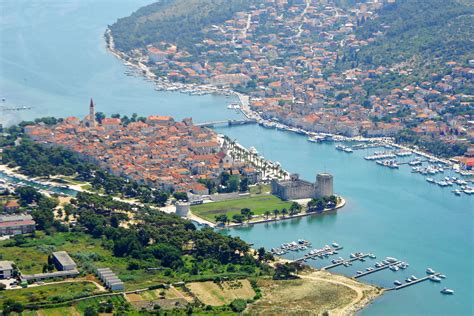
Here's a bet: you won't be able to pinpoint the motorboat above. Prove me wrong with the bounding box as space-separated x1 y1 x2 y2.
426 268 435 274
390 266 399 272
411 275 418 280
332 242 340 248
430 276 442 282
440 288 454 294
394 280 402 286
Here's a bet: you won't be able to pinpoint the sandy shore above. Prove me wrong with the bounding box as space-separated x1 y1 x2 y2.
299 270 384 315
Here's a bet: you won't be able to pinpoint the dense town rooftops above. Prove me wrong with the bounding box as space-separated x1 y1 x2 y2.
25 106 258 193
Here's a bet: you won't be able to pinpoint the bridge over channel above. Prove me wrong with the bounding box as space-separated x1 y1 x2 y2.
195 119 257 128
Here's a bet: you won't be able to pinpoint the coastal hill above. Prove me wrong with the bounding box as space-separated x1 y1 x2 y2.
339 0 474 87
109 0 473 158
110 0 261 54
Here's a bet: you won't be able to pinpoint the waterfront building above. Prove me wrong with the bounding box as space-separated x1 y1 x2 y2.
271 173 333 200
0 214 36 235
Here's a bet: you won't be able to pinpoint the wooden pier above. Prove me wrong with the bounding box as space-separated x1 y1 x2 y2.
353 261 401 279
321 253 369 270
387 273 441 291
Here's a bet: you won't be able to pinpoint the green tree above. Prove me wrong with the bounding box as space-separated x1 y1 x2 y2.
215 214 228 225
232 214 246 224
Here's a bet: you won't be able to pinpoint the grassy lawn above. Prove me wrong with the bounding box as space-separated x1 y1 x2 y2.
249 184 271 195
186 279 255 306
247 278 357 315
0 282 98 305
191 195 292 222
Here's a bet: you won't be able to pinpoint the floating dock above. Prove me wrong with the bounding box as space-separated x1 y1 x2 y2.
321 253 369 270
295 246 343 263
388 273 442 291
353 261 401 278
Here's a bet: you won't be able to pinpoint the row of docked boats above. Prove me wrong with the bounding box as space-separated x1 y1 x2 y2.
295 242 345 263
412 165 445 175
376 159 399 169
425 176 474 195
270 239 312 255
335 145 353 153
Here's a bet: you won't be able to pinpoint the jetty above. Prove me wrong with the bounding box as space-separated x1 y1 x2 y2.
195 119 257 127
353 261 401 278
321 253 369 270
0 106 32 112
295 246 344 263
388 273 442 291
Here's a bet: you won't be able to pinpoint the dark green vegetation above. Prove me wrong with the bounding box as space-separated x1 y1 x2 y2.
395 129 468 158
110 0 260 54
340 0 474 88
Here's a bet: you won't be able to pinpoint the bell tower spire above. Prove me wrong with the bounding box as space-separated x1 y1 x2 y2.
89 98 96 127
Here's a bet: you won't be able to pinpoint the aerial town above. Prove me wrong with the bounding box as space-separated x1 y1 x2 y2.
120 0 473 153
23 100 264 195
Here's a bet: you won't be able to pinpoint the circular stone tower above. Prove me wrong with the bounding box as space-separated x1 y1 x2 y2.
175 201 190 217
316 173 333 197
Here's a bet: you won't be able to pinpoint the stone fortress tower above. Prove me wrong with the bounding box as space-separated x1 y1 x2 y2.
175 201 190 217
271 173 334 200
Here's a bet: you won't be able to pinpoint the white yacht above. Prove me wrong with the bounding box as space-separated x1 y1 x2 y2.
440 288 454 294
426 268 435 274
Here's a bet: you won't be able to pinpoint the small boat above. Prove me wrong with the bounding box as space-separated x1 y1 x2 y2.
375 262 382 268
390 265 399 272
440 288 454 295
411 275 418 280
426 268 435 274
430 276 442 282
405 278 412 283
439 274 446 279
394 280 402 286
332 242 340 248
356 271 363 275
369 253 376 259
426 177 435 183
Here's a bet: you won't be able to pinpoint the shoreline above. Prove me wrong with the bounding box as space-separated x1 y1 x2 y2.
188 197 346 228
104 29 467 174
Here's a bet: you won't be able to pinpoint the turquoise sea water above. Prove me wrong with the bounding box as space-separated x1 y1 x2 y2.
0 1 472 315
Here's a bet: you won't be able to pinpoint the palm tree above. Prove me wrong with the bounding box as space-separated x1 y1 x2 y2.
264 210 271 219
273 209 280 219
281 208 288 218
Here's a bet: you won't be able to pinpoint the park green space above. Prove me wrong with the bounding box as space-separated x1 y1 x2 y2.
191 194 293 222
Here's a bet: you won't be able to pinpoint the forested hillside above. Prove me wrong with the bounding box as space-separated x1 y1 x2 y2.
110 0 259 54
344 0 474 73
